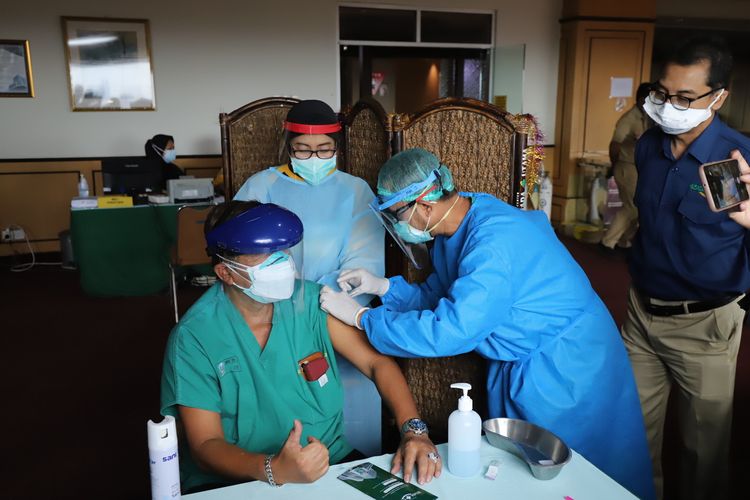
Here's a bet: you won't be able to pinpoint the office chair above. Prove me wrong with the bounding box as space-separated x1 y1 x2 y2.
169 205 213 323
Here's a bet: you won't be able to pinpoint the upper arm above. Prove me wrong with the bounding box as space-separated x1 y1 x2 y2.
178 405 225 454
161 327 222 417
327 315 384 379
612 116 629 143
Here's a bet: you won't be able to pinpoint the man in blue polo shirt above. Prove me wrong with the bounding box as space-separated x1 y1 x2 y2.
623 37 749 500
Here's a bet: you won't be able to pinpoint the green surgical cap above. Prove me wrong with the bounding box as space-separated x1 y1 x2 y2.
377 148 455 203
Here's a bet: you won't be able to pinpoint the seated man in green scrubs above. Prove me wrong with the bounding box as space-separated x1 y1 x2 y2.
160 201 440 493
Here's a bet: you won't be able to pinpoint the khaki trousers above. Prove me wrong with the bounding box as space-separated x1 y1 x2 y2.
621 287 744 500
602 161 638 248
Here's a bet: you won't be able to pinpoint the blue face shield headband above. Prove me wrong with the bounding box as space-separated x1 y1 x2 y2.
205 204 303 256
372 169 442 212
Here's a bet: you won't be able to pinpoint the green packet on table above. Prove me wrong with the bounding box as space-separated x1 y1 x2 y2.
337 462 437 500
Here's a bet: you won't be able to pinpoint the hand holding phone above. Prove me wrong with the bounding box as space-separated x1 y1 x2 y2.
698 158 750 212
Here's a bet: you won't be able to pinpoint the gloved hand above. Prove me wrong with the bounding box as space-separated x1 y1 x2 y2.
337 268 390 298
320 285 369 329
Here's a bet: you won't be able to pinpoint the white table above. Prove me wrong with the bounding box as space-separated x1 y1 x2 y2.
184 437 636 499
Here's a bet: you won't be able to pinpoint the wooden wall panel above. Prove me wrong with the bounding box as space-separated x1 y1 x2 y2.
0 156 221 257
553 20 654 226
583 35 646 154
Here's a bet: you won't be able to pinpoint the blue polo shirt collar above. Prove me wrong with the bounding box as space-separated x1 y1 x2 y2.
659 114 722 164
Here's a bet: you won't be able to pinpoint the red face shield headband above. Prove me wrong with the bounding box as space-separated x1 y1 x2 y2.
283 121 342 135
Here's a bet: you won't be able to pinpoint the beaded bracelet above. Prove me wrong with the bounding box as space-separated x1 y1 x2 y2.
264 454 278 487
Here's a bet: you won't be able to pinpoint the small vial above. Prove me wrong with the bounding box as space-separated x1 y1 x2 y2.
485 460 500 480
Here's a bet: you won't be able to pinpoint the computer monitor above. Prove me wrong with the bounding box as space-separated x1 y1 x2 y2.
102 157 163 196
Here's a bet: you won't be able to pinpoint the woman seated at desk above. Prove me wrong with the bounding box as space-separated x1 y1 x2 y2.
160 201 439 493
145 133 184 190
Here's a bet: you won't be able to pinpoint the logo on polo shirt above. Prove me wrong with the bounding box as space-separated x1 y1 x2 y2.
690 183 706 197
217 356 241 377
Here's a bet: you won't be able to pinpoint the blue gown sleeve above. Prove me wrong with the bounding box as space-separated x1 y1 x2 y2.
233 170 272 202
362 238 512 358
318 180 385 306
382 272 447 312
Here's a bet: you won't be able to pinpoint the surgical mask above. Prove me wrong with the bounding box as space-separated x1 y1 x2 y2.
393 195 461 244
394 211 433 244
643 90 723 135
152 143 177 164
162 149 177 163
221 251 296 303
290 156 337 185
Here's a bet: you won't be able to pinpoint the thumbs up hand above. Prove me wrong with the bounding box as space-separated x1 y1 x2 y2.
272 419 330 484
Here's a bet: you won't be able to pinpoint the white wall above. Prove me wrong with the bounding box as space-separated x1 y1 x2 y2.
0 0 562 158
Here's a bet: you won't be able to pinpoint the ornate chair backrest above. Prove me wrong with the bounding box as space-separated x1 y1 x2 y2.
220 97 300 198
339 98 391 190
386 97 528 441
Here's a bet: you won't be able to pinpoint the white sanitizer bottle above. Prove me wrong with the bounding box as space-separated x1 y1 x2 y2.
147 415 181 500
448 382 482 477
78 173 89 197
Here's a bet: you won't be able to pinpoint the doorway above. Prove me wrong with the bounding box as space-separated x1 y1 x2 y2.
340 45 491 114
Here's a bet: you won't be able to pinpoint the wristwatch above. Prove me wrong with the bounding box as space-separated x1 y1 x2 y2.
400 418 429 436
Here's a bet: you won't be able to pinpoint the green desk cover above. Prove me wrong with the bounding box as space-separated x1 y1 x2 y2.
71 205 181 296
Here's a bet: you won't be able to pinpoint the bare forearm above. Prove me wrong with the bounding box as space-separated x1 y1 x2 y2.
371 358 420 427
192 438 268 483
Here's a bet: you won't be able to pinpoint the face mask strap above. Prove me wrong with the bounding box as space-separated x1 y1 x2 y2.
426 194 460 234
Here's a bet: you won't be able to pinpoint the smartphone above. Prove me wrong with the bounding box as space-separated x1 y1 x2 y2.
698 159 749 212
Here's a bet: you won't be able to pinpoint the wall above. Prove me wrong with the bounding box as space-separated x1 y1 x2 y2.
0 157 220 256
0 0 562 159
657 0 750 18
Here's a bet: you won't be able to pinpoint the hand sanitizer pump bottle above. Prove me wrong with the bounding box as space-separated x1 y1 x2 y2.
448 382 482 477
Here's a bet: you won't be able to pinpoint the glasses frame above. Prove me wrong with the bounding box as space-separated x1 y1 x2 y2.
289 147 337 160
648 85 723 111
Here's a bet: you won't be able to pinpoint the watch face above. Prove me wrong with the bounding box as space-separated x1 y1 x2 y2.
405 418 428 435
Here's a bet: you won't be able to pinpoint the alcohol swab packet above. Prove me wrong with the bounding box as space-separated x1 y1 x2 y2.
485 460 501 480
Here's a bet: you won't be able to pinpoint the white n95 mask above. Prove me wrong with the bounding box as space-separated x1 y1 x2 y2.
644 90 723 135
221 252 296 303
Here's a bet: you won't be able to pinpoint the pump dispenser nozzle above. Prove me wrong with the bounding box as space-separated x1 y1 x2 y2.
450 382 473 412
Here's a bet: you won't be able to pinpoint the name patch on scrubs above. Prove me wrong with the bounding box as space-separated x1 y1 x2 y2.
298 352 329 387
217 356 241 377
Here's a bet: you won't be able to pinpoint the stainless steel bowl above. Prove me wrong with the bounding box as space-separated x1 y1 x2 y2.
482 418 571 480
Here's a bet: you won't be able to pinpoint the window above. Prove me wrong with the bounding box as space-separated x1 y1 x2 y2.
339 5 494 47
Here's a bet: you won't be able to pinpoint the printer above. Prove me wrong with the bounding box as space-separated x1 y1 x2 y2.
167 178 214 204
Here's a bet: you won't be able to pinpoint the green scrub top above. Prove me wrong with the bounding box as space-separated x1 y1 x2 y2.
160 280 351 491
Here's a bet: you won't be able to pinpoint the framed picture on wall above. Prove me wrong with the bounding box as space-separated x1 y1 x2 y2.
0 40 34 97
62 17 156 111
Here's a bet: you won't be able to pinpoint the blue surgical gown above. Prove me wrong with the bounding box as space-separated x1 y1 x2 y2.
234 166 385 456
361 192 655 500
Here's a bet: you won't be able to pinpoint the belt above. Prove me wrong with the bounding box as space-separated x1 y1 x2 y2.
639 292 741 317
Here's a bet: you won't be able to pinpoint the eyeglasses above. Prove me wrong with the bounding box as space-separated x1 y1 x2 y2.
648 86 723 111
387 185 439 220
289 148 336 160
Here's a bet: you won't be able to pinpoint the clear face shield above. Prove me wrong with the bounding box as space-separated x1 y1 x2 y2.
371 170 442 269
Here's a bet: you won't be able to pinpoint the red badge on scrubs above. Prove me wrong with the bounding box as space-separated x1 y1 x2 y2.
299 352 329 387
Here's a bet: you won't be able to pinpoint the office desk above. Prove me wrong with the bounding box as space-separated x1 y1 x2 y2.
184 438 637 500
71 204 198 296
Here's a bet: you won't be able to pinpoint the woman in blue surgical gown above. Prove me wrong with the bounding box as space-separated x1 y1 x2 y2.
320 148 655 500
234 99 384 456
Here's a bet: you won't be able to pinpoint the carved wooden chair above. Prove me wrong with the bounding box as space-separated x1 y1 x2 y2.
220 97 300 198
